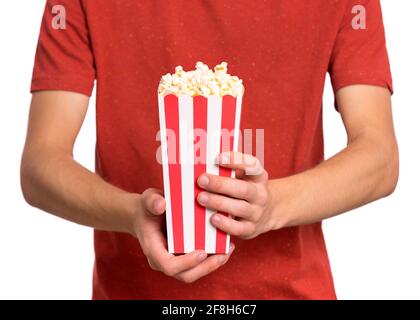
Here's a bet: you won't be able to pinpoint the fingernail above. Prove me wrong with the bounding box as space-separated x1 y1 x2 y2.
229 243 235 254
153 199 162 212
198 175 209 187
212 214 221 223
218 255 228 264
219 153 230 165
198 192 208 204
244 155 256 166
197 252 207 261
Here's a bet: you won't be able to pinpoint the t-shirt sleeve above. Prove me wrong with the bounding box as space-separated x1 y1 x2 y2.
329 0 393 96
31 0 95 97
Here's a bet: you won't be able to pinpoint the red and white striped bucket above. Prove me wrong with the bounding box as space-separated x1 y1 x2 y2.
158 94 243 254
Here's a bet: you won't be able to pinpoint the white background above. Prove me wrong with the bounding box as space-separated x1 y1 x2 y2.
0 1 419 300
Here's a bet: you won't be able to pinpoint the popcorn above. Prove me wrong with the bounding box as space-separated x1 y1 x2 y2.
158 62 244 97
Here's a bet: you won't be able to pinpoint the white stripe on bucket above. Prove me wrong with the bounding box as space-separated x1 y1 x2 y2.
179 95 195 253
205 95 223 253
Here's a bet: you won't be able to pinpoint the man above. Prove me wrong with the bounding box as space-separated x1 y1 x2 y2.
21 0 398 299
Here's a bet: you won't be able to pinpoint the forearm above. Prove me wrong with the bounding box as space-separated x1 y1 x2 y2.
21 146 139 234
269 136 399 229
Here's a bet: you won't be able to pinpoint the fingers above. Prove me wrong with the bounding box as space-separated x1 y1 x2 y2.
140 188 235 284
197 192 254 219
143 220 235 284
155 250 209 277
217 152 267 181
142 188 166 215
145 229 208 276
197 174 257 202
211 213 255 239
174 243 235 284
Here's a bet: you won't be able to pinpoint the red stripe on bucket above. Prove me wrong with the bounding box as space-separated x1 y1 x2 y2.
215 95 237 254
164 94 184 254
193 96 207 251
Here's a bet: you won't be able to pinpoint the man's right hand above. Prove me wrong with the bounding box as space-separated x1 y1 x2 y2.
132 188 235 284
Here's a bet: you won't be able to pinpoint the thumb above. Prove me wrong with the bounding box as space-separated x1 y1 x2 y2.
142 188 166 216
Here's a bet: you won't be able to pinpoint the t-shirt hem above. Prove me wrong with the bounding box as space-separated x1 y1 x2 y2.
331 77 394 112
332 78 394 96
31 76 95 97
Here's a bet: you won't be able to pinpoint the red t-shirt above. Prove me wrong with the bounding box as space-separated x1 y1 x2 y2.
31 0 392 299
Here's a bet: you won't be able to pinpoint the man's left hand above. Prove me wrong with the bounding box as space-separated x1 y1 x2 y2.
197 152 274 240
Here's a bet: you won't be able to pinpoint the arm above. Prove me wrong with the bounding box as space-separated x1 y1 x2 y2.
21 91 138 233
196 85 399 237
270 85 399 228
21 91 233 283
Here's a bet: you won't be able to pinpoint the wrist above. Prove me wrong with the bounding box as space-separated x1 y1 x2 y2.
121 192 143 237
267 179 294 230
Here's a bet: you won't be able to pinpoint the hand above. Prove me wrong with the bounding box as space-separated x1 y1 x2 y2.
132 188 235 283
197 152 274 240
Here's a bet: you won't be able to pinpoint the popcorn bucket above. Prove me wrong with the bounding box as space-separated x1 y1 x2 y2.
158 94 243 254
